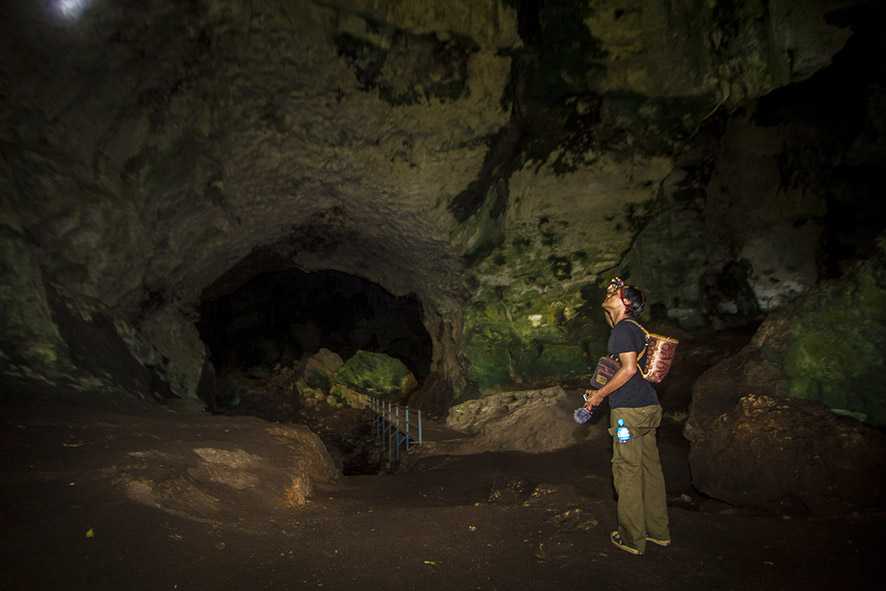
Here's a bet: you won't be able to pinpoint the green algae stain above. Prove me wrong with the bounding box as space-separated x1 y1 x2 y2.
547 255 572 280
25 342 59 366
461 288 609 398
782 256 886 425
334 351 415 400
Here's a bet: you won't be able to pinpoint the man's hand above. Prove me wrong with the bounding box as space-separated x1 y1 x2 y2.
584 389 605 409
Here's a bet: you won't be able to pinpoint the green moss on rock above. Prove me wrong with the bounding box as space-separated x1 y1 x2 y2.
463 321 514 393
782 241 886 425
514 340 590 382
0 228 71 377
334 351 417 400
462 290 607 397
303 348 344 392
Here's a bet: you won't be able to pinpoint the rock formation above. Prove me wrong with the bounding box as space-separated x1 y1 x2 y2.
444 385 607 453
686 393 886 513
3 0 874 405
685 236 886 510
2 1 886 513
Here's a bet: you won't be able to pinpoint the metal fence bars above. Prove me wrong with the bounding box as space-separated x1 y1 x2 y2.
369 398 423 464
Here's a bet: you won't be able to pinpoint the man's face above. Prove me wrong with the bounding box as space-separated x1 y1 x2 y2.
601 289 623 314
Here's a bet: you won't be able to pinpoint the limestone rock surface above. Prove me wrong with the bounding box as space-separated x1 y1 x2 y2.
685 238 886 510
3 402 338 528
445 386 606 453
688 237 886 429
0 0 868 403
686 393 886 513
334 350 417 400
303 348 345 391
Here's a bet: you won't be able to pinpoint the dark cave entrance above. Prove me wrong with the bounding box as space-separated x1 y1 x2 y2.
199 268 431 381
197 267 433 475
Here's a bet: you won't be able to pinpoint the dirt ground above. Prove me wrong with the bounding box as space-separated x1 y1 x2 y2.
2 389 883 591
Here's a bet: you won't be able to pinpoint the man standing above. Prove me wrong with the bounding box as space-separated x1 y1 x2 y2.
584 278 671 556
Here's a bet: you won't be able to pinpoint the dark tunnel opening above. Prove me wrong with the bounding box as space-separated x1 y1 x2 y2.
199 268 432 381
197 267 433 474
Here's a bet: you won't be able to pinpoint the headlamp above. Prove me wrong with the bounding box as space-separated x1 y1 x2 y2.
607 277 625 294
603 276 636 311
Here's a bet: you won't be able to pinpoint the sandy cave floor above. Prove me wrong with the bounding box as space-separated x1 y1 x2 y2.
1 390 883 591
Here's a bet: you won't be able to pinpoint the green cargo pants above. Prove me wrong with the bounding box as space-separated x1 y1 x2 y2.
610 405 670 553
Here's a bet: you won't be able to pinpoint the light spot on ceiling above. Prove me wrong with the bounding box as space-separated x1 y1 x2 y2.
55 0 92 19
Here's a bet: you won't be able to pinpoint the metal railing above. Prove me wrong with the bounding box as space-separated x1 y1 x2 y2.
369 398 423 465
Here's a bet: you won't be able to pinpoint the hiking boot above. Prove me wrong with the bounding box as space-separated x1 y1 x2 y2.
610 530 643 556
645 536 671 547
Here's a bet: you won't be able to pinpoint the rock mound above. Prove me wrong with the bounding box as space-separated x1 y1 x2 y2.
303 348 345 391
334 351 417 400
116 418 338 525
685 394 886 513
445 386 606 453
685 240 886 512
691 238 886 427
3 400 339 531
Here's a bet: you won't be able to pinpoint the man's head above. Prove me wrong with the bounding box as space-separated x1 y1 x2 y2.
601 277 645 317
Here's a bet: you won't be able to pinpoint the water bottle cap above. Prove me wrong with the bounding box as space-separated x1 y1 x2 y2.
617 418 624 426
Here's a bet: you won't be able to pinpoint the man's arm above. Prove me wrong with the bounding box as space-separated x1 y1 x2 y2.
585 350 638 408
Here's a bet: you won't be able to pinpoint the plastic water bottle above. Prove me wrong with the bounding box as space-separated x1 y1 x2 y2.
573 406 594 424
616 418 632 444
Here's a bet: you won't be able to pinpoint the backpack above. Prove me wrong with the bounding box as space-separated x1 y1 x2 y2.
624 319 679 383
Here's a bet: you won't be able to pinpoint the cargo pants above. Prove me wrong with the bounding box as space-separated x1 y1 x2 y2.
610 404 670 553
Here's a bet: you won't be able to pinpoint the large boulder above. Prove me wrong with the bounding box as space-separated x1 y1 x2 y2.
686 393 886 513
778 243 886 425
334 350 417 400
303 348 345 391
138 305 208 400
445 386 606 453
685 238 886 511
689 237 886 430
6 405 339 529
329 383 372 410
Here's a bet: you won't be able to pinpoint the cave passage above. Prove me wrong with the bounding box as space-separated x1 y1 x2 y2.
197 267 432 474
199 268 432 382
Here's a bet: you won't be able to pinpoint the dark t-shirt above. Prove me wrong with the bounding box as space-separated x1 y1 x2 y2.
607 319 658 408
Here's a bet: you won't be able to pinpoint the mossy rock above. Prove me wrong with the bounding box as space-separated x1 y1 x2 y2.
463 326 514 394
303 348 344 392
513 341 592 385
463 321 595 396
329 383 371 409
782 244 886 425
295 379 324 401
334 351 417 400
461 283 611 398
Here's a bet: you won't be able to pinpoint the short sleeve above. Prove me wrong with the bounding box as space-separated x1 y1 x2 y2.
610 322 644 355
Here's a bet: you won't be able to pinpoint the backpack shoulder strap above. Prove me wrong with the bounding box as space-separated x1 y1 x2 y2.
622 319 649 359
623 319 649 337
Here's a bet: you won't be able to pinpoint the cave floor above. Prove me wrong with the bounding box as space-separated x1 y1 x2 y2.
1 395 882 591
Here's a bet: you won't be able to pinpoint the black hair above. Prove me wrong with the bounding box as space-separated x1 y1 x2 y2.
622 285 645 316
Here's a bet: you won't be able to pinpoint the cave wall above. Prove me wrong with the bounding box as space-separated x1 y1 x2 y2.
1 0 877 407
1 0 517 397
452 0 863 397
